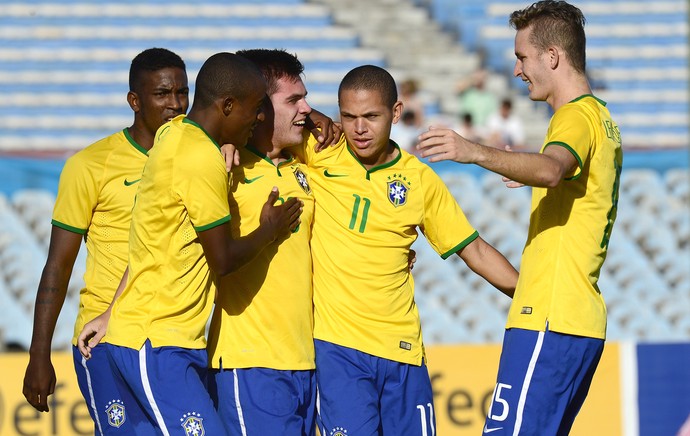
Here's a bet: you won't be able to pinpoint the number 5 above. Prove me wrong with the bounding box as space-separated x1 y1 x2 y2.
487 383 512 421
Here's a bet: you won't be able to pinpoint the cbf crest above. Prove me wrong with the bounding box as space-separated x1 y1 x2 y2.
105 399 126 428
180 412 205 436
293 166 312 194
387 173 411 207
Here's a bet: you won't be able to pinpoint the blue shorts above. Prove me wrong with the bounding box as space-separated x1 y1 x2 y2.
105 341 225 435
315 339 435 436
483 328 604 435
209 366 316 435
72 345 141 434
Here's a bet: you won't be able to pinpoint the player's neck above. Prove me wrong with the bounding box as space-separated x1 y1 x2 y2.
254 141 290 165
126 124 154 151
354 140 399 171
550 73 591 112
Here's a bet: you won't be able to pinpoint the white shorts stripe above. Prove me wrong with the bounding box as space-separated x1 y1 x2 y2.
316 385 325 436
233 369 248 436
513 329 545 436
138 345 170 436
81 355 104 436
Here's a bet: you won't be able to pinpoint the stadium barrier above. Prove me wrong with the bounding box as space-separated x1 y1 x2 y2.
1 342 688 435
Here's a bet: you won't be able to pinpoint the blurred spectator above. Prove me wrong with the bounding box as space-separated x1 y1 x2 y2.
485 98 526 149
399 78 425 128
456 112 484 143
5 341 28 352
456 69 498 128
391 110 423 153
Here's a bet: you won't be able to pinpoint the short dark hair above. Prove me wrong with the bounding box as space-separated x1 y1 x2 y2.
193 52 265 109
509 0 587 74
338 65 398 108
129 48 186 92
236 49 304 96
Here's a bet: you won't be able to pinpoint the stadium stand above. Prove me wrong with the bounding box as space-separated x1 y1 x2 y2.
0 1 385 150
419 0 689 148
0 0 687 350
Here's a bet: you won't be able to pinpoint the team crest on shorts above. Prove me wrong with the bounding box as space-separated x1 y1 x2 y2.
180 412 205 436
293 167 312 194
330 427 348 436
105 399 126 428
387 173 411 207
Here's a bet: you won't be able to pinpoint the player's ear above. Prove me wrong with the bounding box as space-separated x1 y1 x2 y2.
127 91 140 113
392 100 404 124
548 46 560 70
222 97 234 116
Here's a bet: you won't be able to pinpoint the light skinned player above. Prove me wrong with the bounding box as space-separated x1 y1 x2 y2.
304 65 518 436
206 48 321 436
417 1 623 434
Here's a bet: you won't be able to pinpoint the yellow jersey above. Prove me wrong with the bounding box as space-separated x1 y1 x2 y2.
506 95 623 339
52 129 148 345
207 145 316 370
305 136 478 365
106 115 231 350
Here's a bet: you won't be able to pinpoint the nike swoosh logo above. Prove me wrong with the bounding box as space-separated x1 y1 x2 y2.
243 175 264 184
323 169 347 178
483 425 503 433
124 178 141 186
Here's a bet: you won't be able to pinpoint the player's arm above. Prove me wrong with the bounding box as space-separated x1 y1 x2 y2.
199 187 302 277
417 128 578 188
77 267 129 359
23 226 82 412
457 236 518 298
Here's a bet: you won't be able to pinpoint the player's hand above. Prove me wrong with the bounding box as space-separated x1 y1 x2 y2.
501 145 525 188
408 249 417 271
77 311 111 359
220 143 240 172
416 126 478 163
306 109 342 151
23 356 56 412
259 187 303 241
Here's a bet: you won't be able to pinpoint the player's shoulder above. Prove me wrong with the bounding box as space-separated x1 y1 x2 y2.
66 130 131 168
397 148 438 178
558 95 606 120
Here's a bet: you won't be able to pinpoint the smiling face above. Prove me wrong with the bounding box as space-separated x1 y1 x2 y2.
131 67 189 137
513 25 552 103
339 88 402 169
255 75 312 151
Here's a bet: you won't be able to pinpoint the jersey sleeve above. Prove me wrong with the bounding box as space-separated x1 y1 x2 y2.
51 152 100 234
419 165 478 259
543 105 593 180
175 145 231 232
300 133 346 166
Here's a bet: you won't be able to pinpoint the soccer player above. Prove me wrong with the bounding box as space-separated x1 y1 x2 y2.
22 48 189 433
79 52 303 434
417 1 623 434
206 48 319 435
304 65 519 435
